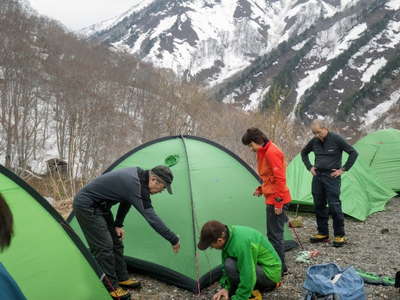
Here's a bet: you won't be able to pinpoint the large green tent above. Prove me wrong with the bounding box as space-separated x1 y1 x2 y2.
69 136 297 292
287 151 396 221
354 128 400 193
0 165 110 300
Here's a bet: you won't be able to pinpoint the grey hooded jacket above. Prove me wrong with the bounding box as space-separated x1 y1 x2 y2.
73 167 179 245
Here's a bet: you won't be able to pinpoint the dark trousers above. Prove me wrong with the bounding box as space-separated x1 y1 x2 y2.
266 204 287 272
74 206 129 289
225 258 276 296
312 173 345 237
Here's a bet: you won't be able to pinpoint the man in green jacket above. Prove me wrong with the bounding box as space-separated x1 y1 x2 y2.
198 220 282 300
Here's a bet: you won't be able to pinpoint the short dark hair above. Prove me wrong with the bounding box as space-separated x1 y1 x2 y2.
241 127 269 145
197 220 227 250
0 193 14 251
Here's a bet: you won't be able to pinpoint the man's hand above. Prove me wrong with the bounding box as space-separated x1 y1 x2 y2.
172 241 181 253
212 288 229 300
253 187 262 197
274 207 283 215
310 166 317 176
115 227 125 240
330 168 344 178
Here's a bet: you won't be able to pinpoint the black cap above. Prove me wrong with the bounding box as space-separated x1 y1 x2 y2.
198 220 226 250
151 165 173 194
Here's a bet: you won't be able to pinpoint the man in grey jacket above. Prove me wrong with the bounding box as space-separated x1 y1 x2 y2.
73 165 180 299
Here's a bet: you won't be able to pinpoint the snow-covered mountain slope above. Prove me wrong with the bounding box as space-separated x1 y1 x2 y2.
211 0 400 135
84 0 363 86
85 0 400 134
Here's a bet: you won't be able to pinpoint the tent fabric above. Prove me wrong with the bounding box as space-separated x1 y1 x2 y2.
69 135 297 292
354 128 400 192
0 165 110 300
287 152 396 221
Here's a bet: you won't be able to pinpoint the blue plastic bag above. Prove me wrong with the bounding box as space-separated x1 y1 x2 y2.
304 263 366 300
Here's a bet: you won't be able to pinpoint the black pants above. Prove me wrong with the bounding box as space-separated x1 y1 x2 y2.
312 173 345 237
74 206 129 289
266 204 287 272
225 258 277 296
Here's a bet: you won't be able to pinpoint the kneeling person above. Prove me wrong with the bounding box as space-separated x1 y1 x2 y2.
198 221 282 300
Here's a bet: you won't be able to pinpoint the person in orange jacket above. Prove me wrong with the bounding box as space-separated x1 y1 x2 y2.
242 128 292 274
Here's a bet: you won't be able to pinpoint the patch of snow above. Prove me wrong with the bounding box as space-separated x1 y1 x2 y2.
244 86 270 111
326 22 367 60
292 39 310 51
386 0 400 10
307 18 367 61
79 0 155 35
290 65 328 120
349 57 372 72
362 89 400 126
150 16 178 39
341 0 360 10
321 1 338 18
361 57 387 83
351 20 400 61
332 69 343 81
208 53 252 86
45 197 55 205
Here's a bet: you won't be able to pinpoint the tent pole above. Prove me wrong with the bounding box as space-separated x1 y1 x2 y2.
180 135 202 294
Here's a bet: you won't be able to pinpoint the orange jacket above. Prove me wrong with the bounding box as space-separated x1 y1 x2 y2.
256 141 291 208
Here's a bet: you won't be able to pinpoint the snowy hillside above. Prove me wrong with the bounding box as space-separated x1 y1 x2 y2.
82 0 400 133
84 0 363 86
210 0 400 135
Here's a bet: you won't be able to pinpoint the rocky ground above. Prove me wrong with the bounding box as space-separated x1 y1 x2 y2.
123 197 400 300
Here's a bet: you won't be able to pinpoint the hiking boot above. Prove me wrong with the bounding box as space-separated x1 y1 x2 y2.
119 279 141 289
332 236 347 247
249 289 262 300
109 287 130 299
310 234 329 243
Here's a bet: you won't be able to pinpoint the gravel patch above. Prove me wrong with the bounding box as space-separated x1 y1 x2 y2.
126 197 400 299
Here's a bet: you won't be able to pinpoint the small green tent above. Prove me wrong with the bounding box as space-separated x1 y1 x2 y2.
69 136 297 292
0 165 110 300
287 152 396 221
354 128 400 193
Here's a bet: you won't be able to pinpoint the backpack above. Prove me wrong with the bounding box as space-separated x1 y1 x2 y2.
303 263 366 300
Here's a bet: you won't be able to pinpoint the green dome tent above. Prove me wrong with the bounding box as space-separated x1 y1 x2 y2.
287 152 396 221
0 165 110 300
69 136 297 292
354 128 400 193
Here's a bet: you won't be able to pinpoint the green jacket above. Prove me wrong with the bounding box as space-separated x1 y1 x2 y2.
219 225 282 300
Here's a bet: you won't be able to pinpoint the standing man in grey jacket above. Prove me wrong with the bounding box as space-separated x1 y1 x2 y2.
73 166 180 299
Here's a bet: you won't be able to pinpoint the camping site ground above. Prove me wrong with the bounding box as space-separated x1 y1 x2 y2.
118 196 400 300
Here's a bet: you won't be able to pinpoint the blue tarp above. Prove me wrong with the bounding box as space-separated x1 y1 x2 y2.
304 263 366 300
0 263 27 300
